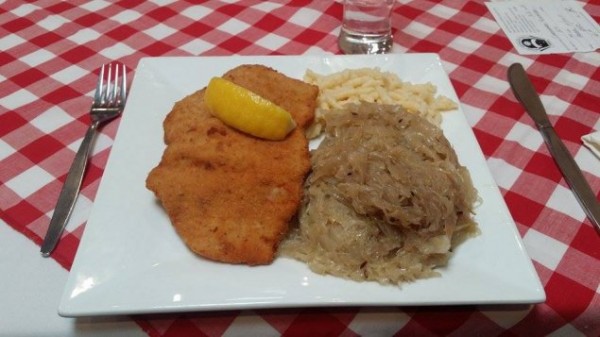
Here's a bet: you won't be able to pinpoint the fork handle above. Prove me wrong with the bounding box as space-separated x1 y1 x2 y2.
41 121 99 257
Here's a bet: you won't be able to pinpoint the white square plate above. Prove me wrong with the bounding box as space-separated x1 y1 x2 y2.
59 54 545 317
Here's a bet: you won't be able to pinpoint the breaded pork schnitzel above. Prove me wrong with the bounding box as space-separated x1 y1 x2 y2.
146 65 318 265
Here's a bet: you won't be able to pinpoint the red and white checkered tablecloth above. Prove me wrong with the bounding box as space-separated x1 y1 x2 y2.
1 1 599 336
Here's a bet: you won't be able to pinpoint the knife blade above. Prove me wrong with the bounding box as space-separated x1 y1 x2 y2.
507 63 600 233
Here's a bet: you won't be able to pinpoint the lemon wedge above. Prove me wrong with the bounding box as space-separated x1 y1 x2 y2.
204 77 296 140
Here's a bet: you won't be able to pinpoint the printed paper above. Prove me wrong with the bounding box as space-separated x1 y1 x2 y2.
486 1 600 54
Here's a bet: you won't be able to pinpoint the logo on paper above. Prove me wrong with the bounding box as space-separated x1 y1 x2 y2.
518 36 551 51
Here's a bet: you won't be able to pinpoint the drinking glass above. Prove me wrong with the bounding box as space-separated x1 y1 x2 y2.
338 0 394 54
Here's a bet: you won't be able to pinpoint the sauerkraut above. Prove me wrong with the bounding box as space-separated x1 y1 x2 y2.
280 102 478 285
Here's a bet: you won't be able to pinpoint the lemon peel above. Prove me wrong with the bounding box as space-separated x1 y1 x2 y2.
204 77 296 140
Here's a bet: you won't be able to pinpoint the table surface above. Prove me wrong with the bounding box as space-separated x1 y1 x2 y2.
1 1 599 336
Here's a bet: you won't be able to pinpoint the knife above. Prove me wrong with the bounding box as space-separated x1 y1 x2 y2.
507 63 600 232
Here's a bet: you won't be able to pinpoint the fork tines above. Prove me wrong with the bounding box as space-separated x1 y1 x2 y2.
95 63 127 109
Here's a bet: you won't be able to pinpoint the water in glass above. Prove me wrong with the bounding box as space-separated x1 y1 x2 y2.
338 0 394 54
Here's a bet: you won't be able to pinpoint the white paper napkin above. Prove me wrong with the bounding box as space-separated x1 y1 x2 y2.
582 131 600 159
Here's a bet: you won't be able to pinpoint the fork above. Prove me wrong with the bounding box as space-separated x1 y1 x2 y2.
41 63 128 257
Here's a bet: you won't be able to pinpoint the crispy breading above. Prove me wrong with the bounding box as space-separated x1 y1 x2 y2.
146 65 318 265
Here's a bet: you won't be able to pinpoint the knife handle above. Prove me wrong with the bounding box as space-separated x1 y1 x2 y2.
540 126 600 231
